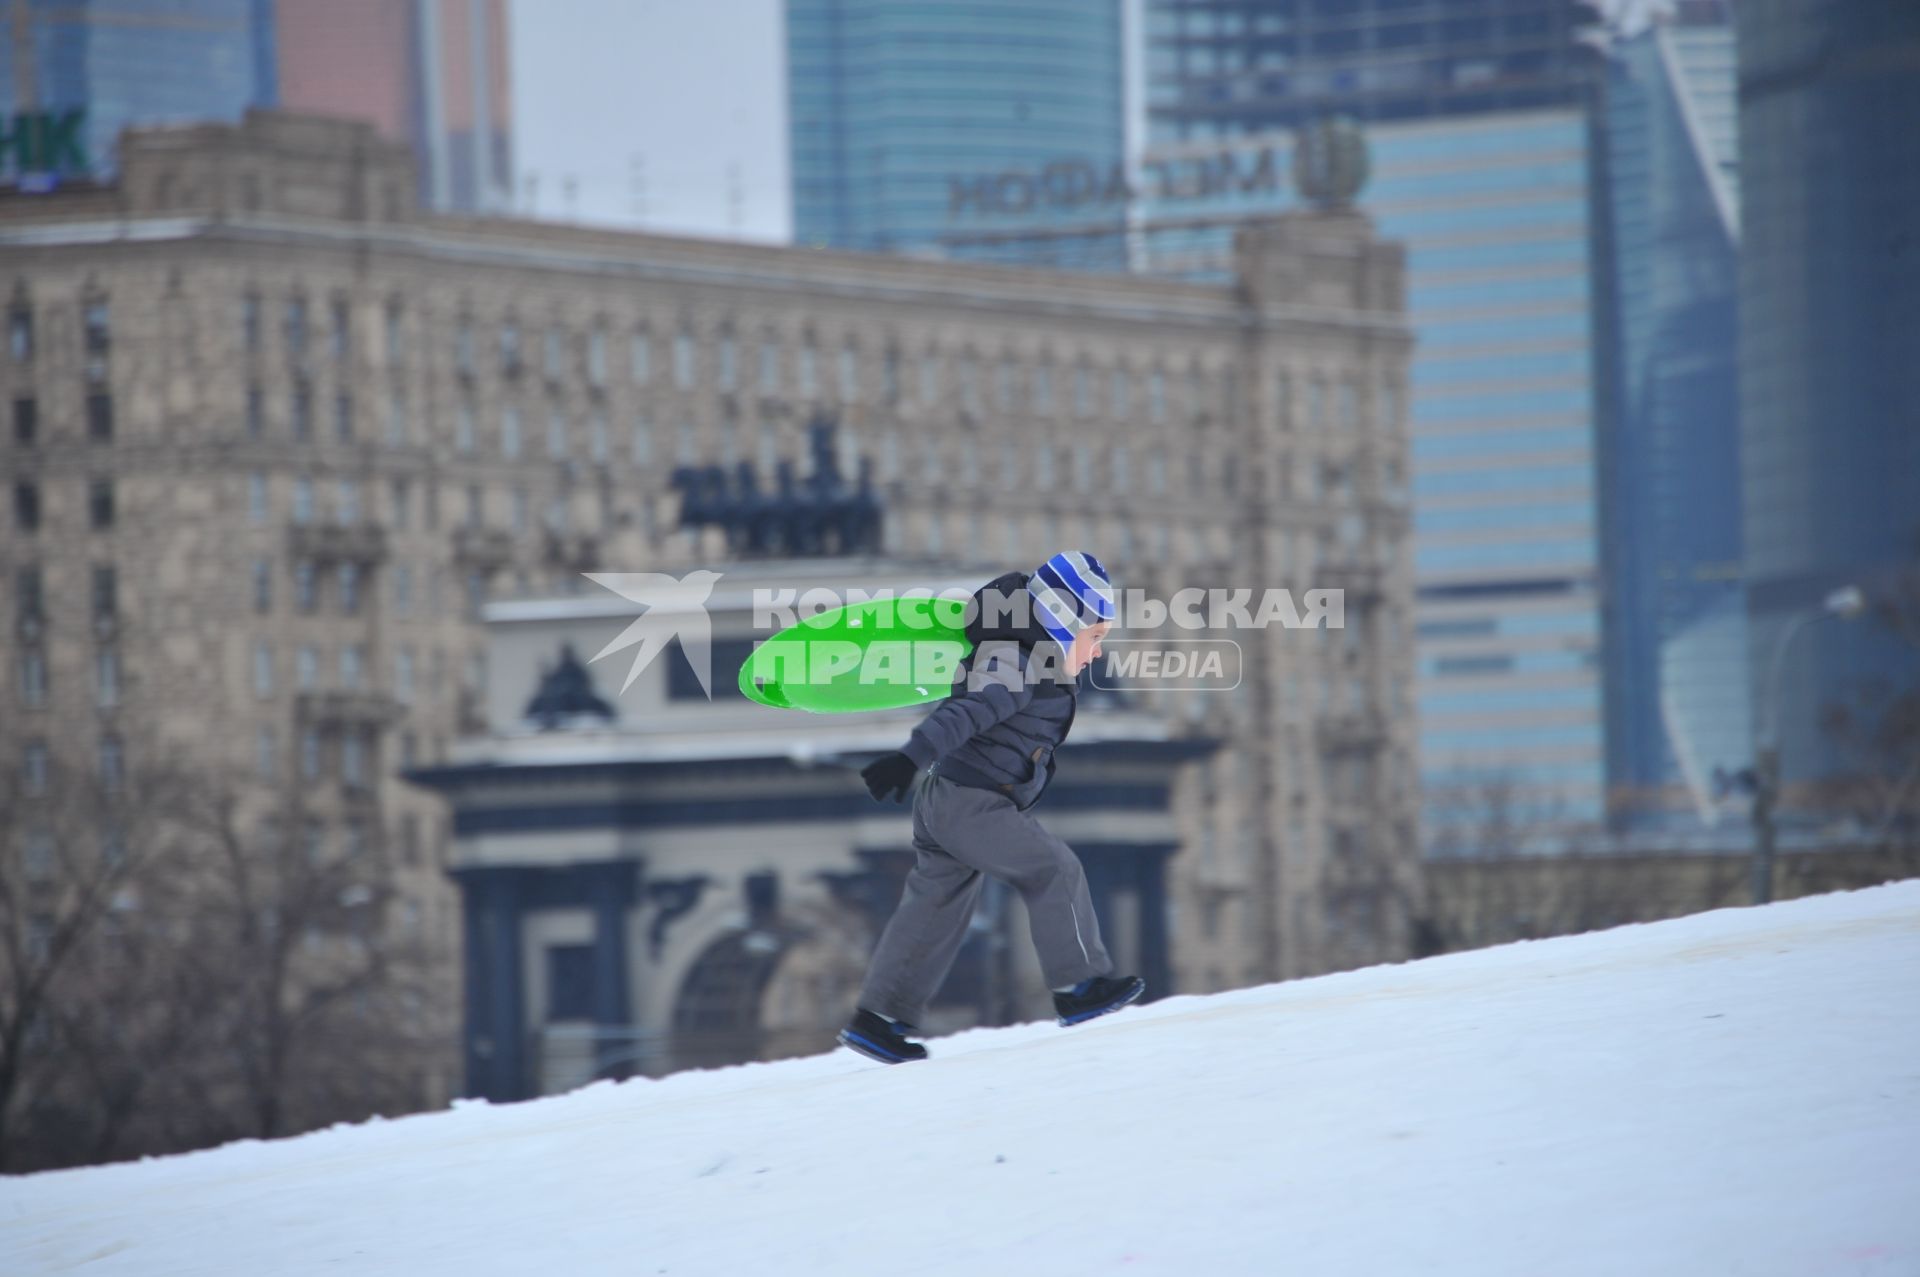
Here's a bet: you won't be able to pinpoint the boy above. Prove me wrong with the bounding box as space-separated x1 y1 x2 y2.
838 551 1146 1065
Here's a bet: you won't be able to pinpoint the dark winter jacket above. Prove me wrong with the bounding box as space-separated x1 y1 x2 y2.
897 571 1079 810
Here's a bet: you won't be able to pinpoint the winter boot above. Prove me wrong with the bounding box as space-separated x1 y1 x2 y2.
838 1008 928 1064
1053 975 1147 1027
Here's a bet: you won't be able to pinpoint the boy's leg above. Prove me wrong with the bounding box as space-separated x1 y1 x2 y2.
855 789 985 1026
924 780 1112 991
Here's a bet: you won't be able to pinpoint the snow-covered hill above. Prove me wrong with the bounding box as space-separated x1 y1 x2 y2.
6 883 1920 1276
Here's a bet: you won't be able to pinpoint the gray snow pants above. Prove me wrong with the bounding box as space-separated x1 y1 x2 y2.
858 770 1113 1026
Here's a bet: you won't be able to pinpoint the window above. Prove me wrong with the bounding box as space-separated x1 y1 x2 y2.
296 645 318 689
291 380 312 441
300 729 320 779
546 410 567 459
18 645 46 706
14 397 36 446
249 473 268 522
958 354 980 416
1034 443 1055 487
717 334 737 390
330 297 349 361
673 329 695 388
588 328 606 386
996 360 1017 412
98 736 123 792
92 566 116 622
89 479 113 530
544 327 564 380
589 410 608 462
293 561 317 613
256 726 276 779
1073 443 1093 490
385 299 403 364
246 385 264 438
340 645 364 690
254 640 274 698
1111 369 1131 420
15 481 39 531
387 392 407 446
285 298 307 360
839 346 859 401
1032 363 1053 415
242 293 261 353
799 343 818 398
392 564 412 616
337 479 359 523
24 740 48 795
499 320 521 374
455 320 474 374
9 303 31 361
395 647 414 703
1112 445 1131 492
883 347 900 403
390 478 411 529
512 487 530 533
83 298 110 376
333 392 352 441
341 733 366 788
1150 370 1167 423
96 647 119 708
339 563 361 616
918 352 938 406
465 483 483 529
501 406 521 458
17 566 44 622
455 401 475 453
758 338 780 393
1074 365 1092 419
631 330 652 383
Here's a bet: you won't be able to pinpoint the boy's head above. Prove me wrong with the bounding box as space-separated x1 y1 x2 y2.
1028 550 1115 675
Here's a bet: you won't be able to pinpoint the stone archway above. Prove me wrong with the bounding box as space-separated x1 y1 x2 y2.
668 901 872 1072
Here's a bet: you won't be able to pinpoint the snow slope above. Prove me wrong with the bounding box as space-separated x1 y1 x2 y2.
5 882 1920 1276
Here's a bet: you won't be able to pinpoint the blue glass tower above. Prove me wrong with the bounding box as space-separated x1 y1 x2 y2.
1594 9 1748 830
0 0 278 180
1736 0 1920 794
787 0 1126 263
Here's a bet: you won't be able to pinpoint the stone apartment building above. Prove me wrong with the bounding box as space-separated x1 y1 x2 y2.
0 112 1415 1097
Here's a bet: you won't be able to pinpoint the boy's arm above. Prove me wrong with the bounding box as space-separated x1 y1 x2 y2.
898 642 1034 769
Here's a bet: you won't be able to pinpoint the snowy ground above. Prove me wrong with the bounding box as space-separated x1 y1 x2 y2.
5 882 1919 1276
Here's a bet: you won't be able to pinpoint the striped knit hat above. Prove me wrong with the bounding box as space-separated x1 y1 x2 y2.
1028 550 1116 651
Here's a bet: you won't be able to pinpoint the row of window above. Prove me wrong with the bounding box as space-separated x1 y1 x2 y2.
13 479 114 531
232 291 1394 433
16 645 120 709
6 298 110 380
12 564 115 623
10 392 113 446
17 736 124 796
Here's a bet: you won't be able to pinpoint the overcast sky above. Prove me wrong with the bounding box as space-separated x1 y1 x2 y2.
510 0 790 242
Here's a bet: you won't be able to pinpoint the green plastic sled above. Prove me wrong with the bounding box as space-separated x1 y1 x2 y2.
738 593 973 713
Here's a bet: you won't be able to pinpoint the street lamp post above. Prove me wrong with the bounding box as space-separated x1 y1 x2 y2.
1750 586 1866 905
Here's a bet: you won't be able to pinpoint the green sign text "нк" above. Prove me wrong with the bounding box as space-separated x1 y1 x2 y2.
1 111 89 174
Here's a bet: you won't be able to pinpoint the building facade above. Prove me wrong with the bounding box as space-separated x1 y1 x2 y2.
1735 0 1920 794
788 0 1128 264
1 112 1416 1094
1593 6 1747 832
1145 0 1591 143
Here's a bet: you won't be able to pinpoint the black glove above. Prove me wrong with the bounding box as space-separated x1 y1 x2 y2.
860 752 919 804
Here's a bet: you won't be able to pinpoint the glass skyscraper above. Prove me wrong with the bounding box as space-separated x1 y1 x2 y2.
1114 111 1606 841
0 0 278 179
1736 0 1920 794
1146 0 1590 142
787 0 1126 262
1594 6 1748 831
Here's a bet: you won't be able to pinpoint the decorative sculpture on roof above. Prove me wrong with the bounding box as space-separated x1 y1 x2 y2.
670 414 884 557
524 642 617 730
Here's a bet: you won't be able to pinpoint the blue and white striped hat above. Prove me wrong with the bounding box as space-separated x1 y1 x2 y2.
1028 550 1116 651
